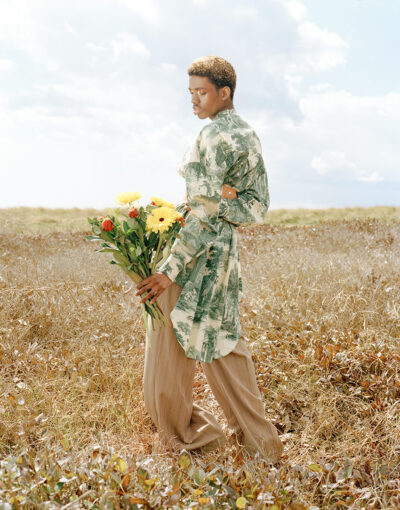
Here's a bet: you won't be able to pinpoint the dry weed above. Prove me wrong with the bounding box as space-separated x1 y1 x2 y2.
0 217 399 508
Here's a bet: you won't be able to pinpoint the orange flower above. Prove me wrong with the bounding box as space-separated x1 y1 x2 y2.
128 207 138 218
101 218 114 232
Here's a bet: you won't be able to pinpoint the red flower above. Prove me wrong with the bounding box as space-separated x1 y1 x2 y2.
101 218 114 231
128 207 139 218
151 201 156 206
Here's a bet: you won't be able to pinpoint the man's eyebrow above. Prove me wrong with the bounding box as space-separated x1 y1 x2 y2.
188 87 206 91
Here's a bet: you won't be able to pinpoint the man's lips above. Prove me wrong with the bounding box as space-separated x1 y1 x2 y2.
193 106 201 112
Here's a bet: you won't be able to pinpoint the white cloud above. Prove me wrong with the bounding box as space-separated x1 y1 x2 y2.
0 58 14 71
311 151 383 182
311 151 357 176
296 21 347 71
116 0 160 24
111 33 150 59
0 1 42 54
284 0 307 21
231 5 259 20
0 0 398 209
64 22 77 35
249 89 400 196
255 1 347 103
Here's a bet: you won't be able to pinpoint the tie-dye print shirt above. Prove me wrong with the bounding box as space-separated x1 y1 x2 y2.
158 108 270 363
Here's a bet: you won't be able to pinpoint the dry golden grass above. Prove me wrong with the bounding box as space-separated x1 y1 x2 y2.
0 205 399 233
0 214 399 508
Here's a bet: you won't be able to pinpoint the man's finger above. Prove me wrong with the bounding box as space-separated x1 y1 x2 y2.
136 280 153 293
137 275 154 288
141 289 158 304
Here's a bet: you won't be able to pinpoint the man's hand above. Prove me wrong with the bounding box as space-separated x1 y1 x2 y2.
135 272 173 304
183 185 237 213
222 184 237 198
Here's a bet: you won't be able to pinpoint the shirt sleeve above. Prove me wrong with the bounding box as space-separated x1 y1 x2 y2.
219 159 269 226
158 123 228 282
218 154 270 227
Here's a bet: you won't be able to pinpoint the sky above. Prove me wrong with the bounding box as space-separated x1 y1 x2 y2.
0 0 399 210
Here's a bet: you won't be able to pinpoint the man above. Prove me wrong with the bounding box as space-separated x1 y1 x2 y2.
135 56 283 462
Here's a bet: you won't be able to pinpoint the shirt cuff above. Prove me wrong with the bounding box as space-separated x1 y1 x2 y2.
158 255 183 283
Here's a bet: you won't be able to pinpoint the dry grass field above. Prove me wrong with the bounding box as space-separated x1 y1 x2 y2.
0 205 398 233
0 207 399 508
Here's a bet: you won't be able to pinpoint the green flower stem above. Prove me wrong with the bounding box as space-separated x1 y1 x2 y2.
119 266 142 284
151 234 165 274
141 303 150 344
151 300 167 328
120 266 167 328
156 238 173 268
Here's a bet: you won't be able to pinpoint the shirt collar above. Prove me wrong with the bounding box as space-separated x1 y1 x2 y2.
212 108 237 121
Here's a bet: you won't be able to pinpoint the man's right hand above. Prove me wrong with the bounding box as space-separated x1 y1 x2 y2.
182 185 237 213
222 185 237 199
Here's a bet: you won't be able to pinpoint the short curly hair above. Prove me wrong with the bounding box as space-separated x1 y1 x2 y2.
187 55 237 100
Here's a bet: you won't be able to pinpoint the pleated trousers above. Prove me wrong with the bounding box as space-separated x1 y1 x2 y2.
142 281 283 463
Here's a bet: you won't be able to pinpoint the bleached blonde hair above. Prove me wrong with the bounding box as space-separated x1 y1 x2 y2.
187 55 237 100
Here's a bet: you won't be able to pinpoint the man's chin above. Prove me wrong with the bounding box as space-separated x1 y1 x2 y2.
196 111 209 119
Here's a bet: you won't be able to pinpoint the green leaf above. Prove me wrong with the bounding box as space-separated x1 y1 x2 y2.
98 248 120 254
193 468 206 485
137 467 149 480
113 251 129 266
100 231 115 243
127 217 139 229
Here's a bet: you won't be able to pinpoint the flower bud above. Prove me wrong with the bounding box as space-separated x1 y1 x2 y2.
128 207 139 218
101 218 114 232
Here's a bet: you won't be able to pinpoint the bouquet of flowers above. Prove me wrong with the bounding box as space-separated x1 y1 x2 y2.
87 192 188 338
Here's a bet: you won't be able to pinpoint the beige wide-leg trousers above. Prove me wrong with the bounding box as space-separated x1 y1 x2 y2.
142 281 283 463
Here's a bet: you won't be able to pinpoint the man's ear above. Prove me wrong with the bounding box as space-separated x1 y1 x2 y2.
220 85 231 101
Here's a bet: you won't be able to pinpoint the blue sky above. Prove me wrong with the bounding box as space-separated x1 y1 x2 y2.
0 0 399 210
301 0 400 96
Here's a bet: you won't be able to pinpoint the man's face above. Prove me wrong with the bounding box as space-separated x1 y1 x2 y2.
188 75 228 120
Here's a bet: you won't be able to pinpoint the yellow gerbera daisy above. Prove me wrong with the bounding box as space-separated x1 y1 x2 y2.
146 206 179 234
150 196 175 208
116 192 142 206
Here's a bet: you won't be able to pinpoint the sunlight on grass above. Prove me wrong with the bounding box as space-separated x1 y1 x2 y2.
0 205 399 233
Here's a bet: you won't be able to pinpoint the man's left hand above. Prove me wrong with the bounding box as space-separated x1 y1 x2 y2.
135 272 173 304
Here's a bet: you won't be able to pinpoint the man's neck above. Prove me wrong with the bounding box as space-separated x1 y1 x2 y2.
210 104 235 120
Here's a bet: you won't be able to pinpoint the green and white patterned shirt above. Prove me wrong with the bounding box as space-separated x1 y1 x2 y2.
158 108 270 363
